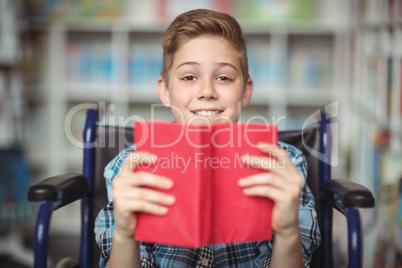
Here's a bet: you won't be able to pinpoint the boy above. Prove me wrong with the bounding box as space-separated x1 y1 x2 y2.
95 9 320 268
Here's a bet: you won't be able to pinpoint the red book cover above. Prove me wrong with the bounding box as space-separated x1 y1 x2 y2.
134 121 277 248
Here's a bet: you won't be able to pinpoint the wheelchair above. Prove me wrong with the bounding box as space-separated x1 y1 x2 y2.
27 109 375 268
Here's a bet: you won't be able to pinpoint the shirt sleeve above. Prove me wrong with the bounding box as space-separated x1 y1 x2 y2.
256 143 320 267
94 146 135 268
103 145 136 202
278 141 321 265
95 202 115 268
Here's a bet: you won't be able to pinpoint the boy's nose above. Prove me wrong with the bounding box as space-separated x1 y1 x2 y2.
196 80 217 100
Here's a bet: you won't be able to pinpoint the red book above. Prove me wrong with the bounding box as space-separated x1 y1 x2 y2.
134 121 277 248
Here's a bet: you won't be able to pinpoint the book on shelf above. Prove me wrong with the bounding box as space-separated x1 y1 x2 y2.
66 39 114 88
237 0 316 23
0 148 35 226
0 0 19 64
157 0 233 23
25 0 123 19
247 38 272 91
400 60 402 116
289 41 333 89
357 0 402 23
365 53 379 116
387 56 393 119
129 40 162 90
134 121 277 248
396 178 402 253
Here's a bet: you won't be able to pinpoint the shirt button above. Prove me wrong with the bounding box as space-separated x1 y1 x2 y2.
201 258 209 266
312 209 317 218
94 226 98 233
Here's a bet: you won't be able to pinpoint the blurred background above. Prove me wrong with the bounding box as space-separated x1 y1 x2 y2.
0 0 401 267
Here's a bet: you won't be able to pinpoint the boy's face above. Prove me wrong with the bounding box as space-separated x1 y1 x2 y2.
157 35 253 125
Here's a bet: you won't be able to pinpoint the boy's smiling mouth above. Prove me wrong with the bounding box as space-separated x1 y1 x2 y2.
191 109 223 116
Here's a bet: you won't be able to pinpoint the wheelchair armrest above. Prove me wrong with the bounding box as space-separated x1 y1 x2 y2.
27 173 88 209
323 179 375 211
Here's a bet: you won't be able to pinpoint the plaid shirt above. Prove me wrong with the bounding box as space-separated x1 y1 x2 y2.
95 142 321 267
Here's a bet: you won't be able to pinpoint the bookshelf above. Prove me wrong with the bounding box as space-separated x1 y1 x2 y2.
0 1 37 266
345 0 402 267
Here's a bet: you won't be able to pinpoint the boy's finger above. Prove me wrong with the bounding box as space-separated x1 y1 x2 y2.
114 171 174 190
242 185 284 202
238 173 287 189
241 154 288 176
121 152 157 173
127 188 175 206
132 172 174 189
256 143 289 160
120 199 169 216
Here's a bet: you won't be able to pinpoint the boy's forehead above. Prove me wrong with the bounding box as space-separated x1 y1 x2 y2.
171 35 241 66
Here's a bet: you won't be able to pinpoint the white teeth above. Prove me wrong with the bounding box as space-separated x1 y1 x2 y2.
194 110 221 116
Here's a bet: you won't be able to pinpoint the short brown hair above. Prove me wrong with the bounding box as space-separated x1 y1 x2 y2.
161 9 249 86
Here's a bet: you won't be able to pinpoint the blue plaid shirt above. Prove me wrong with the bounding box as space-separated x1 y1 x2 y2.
95 141 321 267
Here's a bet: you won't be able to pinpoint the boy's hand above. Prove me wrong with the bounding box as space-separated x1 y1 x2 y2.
112 152 175 240
238 144 303 238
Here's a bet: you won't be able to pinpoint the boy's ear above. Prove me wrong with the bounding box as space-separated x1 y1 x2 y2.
241 78 254 108
157 76 171 107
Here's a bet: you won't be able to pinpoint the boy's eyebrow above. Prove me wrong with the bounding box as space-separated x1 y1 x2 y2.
177 62 199 69
214 62 238 71
177 62 238 71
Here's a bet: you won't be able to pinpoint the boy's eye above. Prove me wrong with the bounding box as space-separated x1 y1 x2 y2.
216 76 231 82
183 75 197 81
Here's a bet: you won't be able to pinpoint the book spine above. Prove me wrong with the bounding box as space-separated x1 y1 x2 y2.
199 130 213 246
273 125 279 145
